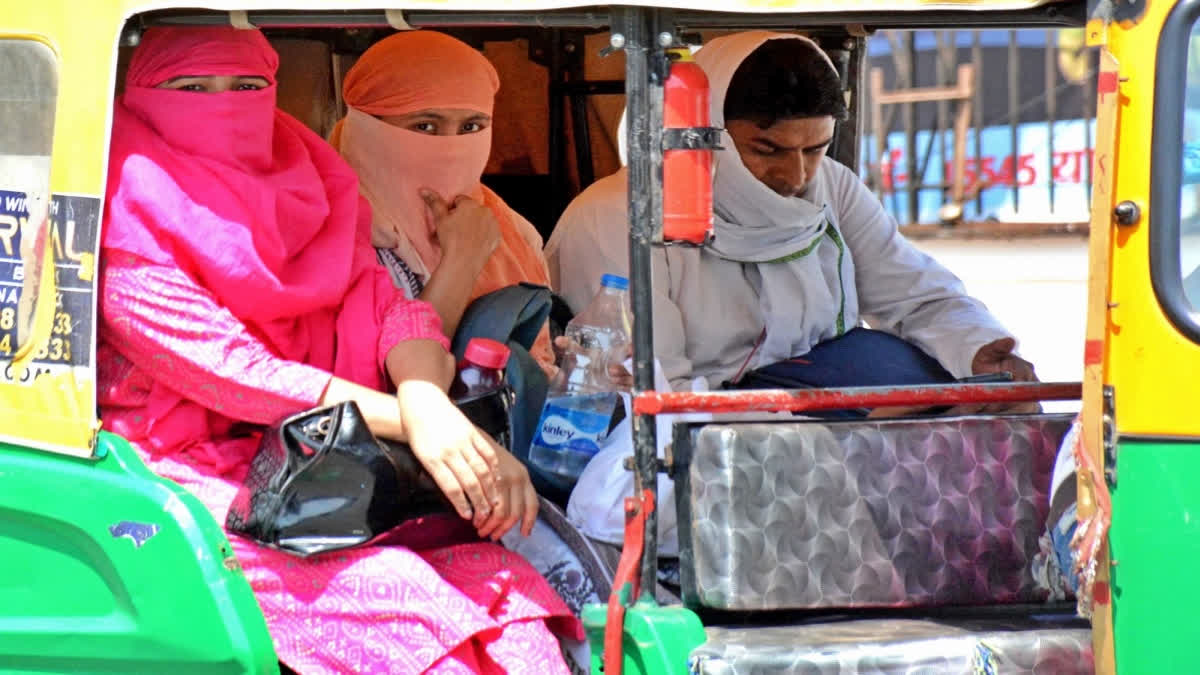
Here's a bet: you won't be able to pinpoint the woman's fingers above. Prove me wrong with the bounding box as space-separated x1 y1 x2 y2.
423 461 474 521
473 433 510 539
445 453 494 527
472 446 539 540
519 480 538 537
471 429 502 473
420 189 451 222
477 489 511 540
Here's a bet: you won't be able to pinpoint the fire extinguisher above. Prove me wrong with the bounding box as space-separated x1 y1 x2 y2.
663 48 719 245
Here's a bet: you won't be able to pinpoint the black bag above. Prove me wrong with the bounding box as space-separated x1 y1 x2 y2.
225 385 513 557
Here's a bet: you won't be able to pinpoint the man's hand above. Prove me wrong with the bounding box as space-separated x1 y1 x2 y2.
971 337 1037 382
552 336 634 389
965 337 1040 414
870 338 1040 418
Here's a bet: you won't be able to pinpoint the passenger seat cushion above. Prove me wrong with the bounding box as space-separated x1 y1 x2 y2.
680 414 1072 610
690 616 1092 674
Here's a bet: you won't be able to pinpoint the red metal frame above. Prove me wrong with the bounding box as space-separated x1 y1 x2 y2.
603 489 654 675
633 381 1081 415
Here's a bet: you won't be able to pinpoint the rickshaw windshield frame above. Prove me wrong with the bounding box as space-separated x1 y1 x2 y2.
1151 0 1200 344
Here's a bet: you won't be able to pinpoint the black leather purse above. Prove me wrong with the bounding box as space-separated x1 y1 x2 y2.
226 385 513 557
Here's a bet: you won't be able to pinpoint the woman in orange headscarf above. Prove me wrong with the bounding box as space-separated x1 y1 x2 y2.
331 30 555 373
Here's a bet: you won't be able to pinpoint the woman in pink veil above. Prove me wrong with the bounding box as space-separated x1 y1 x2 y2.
98 26 579 674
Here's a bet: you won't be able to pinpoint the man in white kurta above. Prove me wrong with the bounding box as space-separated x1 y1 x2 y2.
545 31 1032 394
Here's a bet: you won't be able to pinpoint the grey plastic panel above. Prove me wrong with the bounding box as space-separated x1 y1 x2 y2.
690 616 1092 674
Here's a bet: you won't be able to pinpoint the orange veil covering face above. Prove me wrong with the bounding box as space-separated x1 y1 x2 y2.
330 30 553 369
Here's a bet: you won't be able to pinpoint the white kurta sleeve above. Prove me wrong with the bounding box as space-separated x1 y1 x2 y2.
547 171 693 390
827 161 1014 377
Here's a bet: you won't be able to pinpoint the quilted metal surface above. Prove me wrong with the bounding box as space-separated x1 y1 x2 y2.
690 616 1093 674
682 415 1071 610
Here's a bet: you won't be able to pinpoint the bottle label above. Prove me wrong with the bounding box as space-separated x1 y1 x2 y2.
532 396 617 455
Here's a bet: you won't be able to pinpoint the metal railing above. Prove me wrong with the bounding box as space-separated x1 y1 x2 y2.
864 29 1096 229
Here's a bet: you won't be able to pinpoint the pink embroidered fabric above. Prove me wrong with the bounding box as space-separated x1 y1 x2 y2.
97 26 579 674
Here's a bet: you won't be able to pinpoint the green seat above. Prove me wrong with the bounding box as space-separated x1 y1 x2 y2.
0 432 278 673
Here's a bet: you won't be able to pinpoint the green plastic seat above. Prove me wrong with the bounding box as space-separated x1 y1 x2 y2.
0 431 278 673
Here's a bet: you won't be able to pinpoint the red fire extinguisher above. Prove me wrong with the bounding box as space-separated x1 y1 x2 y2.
663 48 716 245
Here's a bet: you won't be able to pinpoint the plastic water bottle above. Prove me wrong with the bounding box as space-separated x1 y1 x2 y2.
530 274 632 483
450 338 510 401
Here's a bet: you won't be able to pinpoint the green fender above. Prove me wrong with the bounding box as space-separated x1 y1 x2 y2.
0 431 278 673
583 596 707 675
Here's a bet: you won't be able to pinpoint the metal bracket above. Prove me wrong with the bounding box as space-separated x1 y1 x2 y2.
384 9 413 30
662 126 723 151
623 454 671 474
1103 385 1117 486
229 10 256 29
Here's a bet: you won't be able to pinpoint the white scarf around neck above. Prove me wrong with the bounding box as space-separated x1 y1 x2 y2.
695 31 855 367
697 31 839 263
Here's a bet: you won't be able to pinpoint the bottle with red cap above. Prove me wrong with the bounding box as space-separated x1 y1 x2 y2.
450 338 511 401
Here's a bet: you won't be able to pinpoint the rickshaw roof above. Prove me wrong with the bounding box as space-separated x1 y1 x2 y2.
110 0 1074 15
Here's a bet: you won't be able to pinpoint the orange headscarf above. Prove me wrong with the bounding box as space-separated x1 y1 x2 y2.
331 31 553 370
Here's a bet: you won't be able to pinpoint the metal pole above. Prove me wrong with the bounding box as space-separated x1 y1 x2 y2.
634 381 1083 415
937 31 950 206
549 29 567 215
1008 30 1021 212
618 6 664 598
973 30 984 215
904 32 919 225
566 35 597 191
1084 49 1094 200
1046 29 1058 213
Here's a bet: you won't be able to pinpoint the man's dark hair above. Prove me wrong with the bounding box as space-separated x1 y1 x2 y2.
723 39 848 127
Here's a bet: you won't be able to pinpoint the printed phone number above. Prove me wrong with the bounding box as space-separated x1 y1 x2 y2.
0 307 77 363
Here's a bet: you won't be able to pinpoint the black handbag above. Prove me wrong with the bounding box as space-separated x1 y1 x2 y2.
225 385 513 557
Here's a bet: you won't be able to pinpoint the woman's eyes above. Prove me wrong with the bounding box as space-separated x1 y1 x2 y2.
172 81 262 92
404 120 488 135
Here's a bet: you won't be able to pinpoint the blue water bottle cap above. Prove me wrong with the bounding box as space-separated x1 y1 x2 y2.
600 274 629 291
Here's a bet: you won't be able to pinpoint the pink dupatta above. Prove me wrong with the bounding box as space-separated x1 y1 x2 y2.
102 27 397 459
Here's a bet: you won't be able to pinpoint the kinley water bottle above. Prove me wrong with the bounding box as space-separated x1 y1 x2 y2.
530 274 633 483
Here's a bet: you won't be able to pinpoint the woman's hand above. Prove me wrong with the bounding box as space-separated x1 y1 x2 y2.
323 375 539 538
397 380 503 526
474 448 539 540
421 189 500 269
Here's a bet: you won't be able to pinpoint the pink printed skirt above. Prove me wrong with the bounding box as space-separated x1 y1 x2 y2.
147 451 581 674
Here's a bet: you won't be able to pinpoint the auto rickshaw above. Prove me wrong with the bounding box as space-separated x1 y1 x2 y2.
0 0 1192 673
